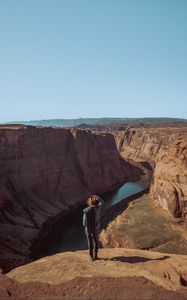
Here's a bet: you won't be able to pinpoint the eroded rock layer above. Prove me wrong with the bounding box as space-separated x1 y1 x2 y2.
0 126 141 272
113 128 187 219
150 140 187 218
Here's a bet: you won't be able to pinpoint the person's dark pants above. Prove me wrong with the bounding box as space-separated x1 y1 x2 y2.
85 230 98 259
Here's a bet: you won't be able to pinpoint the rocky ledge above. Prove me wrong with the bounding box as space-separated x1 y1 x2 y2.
0 248 187 300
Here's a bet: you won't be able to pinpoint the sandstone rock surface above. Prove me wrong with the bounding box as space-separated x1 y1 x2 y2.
113 128 187 218
150 139 187 218
0 248 186 299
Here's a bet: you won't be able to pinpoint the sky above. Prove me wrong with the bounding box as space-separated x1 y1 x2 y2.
0 0 186 122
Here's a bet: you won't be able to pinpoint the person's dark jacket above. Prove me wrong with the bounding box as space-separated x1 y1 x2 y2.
83 198 104 234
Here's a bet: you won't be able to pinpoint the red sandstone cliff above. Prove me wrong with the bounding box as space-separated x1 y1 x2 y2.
114 128 184 165
113 127 187 219
0 125 141 272
150 139 187 218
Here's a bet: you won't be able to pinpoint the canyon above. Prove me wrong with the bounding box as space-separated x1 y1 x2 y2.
0 123 187 299
113 127 187 220
0 125 142 272
0 125 187 272
99 127 187 254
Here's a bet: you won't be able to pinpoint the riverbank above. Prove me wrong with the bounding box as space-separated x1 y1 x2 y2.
100 194 187 254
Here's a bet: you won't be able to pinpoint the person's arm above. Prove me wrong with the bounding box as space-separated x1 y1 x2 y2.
98 197 104 208
83 211 87 227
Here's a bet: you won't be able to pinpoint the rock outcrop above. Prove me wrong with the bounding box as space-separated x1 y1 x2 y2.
0 248 187 299
113 128 187 219
150 140 187 218
114 128 184 164
0 125 142 272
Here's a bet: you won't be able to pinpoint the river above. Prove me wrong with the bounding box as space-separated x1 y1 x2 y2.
43 182 145 256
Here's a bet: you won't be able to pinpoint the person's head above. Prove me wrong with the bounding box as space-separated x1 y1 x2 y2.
87 195 100 207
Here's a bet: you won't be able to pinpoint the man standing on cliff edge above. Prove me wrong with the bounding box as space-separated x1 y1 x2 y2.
83 195 104 261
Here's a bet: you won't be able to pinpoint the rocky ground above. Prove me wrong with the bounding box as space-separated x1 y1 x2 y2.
100 194 187 254
0 248 187 300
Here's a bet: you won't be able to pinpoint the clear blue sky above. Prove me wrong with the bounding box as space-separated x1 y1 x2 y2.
0 0 186 122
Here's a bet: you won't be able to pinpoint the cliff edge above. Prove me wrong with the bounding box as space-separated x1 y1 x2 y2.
0 248 187 300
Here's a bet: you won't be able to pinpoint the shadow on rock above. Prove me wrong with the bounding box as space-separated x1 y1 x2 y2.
180 275 187 287
111 255 170 263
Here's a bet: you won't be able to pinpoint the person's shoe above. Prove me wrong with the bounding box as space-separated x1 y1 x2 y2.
89 256 94 262
94 256 100 261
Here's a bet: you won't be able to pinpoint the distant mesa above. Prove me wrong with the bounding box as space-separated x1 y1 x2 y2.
3 117 187 129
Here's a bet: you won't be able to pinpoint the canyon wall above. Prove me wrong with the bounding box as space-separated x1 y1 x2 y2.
0 125 141 272
113 127 187 219
150 140 187 218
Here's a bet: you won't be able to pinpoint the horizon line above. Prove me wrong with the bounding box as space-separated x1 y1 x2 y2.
1 116 187 124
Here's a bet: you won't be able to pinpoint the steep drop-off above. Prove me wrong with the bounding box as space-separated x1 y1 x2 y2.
0 125 142 272
150 140 187 218
113 127 187 219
